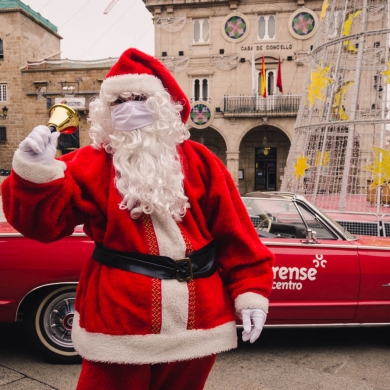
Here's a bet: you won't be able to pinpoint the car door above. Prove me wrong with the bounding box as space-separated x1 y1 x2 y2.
249 198 360 323
0 222 92 323
354 237 390 323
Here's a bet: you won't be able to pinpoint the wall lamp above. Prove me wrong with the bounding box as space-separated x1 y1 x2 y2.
0 106 8 119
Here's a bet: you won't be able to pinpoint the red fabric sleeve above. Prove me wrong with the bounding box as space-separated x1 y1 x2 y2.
1 147 110 243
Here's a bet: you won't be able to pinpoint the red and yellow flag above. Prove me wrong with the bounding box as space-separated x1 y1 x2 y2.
261 54 267 98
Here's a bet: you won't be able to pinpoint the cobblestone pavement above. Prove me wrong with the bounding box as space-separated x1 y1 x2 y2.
1 324 390 390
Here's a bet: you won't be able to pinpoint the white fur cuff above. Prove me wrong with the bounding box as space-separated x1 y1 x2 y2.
235 292 269 314
13 150 66 184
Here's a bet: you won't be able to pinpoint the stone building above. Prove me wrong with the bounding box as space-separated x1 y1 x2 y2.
0 0 322 195
21 60 115 155
0 1 111 174
144 0 322 193
0 0 61 172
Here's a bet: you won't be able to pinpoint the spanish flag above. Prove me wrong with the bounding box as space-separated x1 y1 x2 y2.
261 54 267 98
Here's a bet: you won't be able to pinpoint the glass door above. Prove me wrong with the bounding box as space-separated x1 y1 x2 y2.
255 147 277 190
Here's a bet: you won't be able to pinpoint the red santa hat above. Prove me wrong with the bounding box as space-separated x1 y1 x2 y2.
102 48 190 123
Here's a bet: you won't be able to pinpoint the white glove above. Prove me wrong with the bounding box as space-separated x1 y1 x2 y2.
241 308 267 343
18 125 60 165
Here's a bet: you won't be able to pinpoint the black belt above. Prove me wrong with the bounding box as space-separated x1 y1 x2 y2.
92 241 217 282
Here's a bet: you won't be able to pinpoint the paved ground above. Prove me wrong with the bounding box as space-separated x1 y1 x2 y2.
1 324 390 389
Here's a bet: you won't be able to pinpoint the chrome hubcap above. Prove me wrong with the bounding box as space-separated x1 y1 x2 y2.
42 292 75 349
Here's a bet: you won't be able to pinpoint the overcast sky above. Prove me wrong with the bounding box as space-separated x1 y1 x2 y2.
22 0 155 60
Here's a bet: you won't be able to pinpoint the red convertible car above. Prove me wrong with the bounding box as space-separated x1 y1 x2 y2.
1 191 390 364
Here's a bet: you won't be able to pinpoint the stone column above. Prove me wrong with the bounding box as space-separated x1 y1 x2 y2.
226 151 240 185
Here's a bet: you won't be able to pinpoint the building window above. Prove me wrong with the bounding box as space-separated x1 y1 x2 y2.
258 15 276 40
36 86 47 100
61 84 77 95
0 84 7 101
267 70 275 95
288 9 318 40
193 78 209 101
33 81 48 101
258 70 276 96
193 19 210 43
0 39 3 60
0 126 6 142
222 12 250 42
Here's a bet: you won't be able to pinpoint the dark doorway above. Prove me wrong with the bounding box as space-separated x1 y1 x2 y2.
255 147 277 190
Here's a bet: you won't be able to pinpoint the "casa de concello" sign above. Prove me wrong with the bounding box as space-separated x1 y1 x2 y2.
241 44 293 51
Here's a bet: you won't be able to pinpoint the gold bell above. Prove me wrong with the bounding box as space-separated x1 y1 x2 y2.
47 104 79 134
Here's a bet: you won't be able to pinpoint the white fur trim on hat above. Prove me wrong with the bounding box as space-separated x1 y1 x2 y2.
102 74 166 97
12 150 66 184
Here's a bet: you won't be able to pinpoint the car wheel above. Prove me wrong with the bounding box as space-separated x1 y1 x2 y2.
24 286 81 364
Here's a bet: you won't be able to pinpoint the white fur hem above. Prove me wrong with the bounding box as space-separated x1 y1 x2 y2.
13 150 66 184
235 292 269 314
102 74 166 96
72 312 237 364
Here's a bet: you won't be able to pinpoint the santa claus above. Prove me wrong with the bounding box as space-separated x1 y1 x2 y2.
2 48 274 390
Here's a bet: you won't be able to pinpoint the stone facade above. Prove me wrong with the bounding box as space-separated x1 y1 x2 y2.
144 0 322 193
0 6 61 170
1 0 322 195
21 67 110 153
0 5 111 172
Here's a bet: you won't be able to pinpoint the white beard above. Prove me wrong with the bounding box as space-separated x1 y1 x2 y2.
111 127 190 221
88 91 191 221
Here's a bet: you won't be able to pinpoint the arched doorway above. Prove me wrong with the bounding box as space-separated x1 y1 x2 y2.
239 125 291 194
189 127 227 165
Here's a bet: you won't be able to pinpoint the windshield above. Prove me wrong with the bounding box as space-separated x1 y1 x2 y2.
293 196 356 239
242 196 356 240
242 197 336 239
312 207 357 240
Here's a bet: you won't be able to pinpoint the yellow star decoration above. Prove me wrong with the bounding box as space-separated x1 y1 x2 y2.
306 64 335 108
364 146 390 188
381 62 390 85
320 0 329 21
342 10 362 54
315 151 330 167
294 155 310 178
332 81 354 120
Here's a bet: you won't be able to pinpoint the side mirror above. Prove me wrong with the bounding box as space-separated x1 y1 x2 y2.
307 229 316 239
301 228 320 244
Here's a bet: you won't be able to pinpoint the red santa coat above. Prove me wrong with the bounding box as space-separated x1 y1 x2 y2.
2 140 274 364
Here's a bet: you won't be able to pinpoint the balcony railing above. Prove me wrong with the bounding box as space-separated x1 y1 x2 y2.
223 94 302 117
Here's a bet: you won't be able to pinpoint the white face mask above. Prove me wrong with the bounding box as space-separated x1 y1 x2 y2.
110 100 157 131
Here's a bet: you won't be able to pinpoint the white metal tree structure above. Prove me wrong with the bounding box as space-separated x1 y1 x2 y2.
281 0 390 221
104 0 120 14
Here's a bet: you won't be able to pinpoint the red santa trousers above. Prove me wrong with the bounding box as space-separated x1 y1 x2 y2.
76 354 217 390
